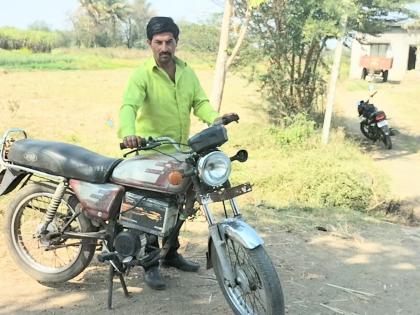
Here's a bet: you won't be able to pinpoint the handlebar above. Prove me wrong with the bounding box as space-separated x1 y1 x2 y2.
120 113 240 152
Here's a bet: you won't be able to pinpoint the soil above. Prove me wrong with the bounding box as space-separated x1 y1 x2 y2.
0 69 420 315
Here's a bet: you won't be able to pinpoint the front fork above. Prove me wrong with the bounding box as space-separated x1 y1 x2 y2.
202 199 264 287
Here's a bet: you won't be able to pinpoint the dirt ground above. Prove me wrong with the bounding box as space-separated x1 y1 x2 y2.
0 69 420 314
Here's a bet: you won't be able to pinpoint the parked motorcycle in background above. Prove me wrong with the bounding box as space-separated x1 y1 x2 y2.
357 86 394 150
0 114 284 315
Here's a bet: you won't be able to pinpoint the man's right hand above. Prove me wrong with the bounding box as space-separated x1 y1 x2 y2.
123 135 143 149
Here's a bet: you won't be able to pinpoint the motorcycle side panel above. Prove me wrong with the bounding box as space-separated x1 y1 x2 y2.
69 179 124 220
110 152 192 194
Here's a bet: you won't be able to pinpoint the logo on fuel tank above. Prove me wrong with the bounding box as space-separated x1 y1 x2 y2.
23 152 37 162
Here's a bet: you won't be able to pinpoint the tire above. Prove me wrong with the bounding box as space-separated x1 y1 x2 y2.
382 70 388 83
4 183 96 283
382 133 392 150
211 238 284 315
361 68 368 80
360 121 375 140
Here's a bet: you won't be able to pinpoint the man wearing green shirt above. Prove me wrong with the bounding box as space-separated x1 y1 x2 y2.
118 17 233 290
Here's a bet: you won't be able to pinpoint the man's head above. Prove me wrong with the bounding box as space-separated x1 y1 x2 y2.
146 17 179 66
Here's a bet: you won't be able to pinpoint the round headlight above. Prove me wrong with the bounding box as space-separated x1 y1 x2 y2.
198 151 231 187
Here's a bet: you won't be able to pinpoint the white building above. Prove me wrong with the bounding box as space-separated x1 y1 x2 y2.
350 25 420 81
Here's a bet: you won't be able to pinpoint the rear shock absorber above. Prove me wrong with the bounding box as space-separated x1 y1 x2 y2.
40 181 68 234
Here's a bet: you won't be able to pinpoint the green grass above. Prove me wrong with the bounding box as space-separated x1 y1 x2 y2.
0 48 215 71
225 116 388 213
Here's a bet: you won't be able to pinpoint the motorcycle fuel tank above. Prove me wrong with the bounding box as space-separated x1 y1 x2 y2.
110 152 192 194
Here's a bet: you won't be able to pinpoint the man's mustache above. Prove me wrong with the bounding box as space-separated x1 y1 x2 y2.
159 52 171 56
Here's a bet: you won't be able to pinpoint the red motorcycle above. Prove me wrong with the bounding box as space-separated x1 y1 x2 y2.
0 115 284 314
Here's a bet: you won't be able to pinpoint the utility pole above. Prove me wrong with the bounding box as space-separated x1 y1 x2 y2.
321 14 348 144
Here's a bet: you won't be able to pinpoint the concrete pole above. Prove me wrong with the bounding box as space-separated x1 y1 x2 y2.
322 15 348 145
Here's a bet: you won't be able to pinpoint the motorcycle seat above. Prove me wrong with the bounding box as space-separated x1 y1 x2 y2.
8 139 122 184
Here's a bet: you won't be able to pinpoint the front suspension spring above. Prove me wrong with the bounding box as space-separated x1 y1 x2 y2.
41 181 67 233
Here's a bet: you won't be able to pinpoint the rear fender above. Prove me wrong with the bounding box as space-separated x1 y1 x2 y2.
0 168 27 196
380 125 390 136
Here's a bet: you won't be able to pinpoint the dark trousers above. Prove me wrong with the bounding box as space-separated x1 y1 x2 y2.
145 231 180 270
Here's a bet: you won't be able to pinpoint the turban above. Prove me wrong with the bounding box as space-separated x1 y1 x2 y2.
146 17 179 41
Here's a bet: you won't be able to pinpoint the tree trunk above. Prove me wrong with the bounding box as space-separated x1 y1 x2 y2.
211 0 233 113
226 6 251 69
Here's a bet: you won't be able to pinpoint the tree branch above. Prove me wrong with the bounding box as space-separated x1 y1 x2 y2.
226 6 251 69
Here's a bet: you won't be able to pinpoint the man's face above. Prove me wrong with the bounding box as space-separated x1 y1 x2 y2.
148 32 177 66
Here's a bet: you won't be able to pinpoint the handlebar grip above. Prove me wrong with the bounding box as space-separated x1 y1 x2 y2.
119 137 147 150
222 113 240 125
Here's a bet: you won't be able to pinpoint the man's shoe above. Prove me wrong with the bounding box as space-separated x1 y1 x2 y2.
144 266 166 290
161 254 200 272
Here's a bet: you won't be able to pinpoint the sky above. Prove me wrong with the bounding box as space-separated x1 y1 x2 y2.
0 0 223 30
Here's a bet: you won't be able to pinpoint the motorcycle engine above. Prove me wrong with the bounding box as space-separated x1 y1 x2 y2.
113 230 147 258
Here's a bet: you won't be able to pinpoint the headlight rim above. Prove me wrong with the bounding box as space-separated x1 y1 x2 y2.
198 151 232 187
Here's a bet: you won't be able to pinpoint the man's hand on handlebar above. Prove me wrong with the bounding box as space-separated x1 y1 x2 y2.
213 113 239 126
122 135 145 149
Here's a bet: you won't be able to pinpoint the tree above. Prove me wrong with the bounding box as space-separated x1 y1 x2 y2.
123 0 154 49
211 0 265 112
101 0 131 46
246 0 417 125
28 20 51 32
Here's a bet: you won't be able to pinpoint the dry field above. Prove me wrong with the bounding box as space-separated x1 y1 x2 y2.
0 68 420 314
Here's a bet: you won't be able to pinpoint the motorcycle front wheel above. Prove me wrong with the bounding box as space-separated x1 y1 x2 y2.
5 183 96 283
211 237 284 315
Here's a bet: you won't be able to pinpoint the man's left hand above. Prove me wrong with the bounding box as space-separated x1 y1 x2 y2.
213 113 239 126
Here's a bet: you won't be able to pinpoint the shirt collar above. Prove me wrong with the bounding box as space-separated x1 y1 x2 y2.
147 56 187 71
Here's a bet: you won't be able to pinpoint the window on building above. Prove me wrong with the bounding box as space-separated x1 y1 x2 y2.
370 43 390 57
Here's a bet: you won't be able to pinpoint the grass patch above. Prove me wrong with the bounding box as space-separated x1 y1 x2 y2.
226 116 388 212
0 48 215 71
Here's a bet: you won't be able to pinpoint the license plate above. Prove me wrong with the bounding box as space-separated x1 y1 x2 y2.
377 120 388 127
199 183 252 204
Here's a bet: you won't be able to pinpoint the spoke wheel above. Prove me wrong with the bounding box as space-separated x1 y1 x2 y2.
5 184 96 283
211 237 284 315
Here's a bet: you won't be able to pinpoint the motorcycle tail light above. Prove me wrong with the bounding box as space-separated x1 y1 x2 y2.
375 113 386 121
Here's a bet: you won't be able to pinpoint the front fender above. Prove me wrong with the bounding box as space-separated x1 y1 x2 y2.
206 218 264 269
220 218 264 249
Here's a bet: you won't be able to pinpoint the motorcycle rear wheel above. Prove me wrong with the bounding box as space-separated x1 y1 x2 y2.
5 183 96 283
360 121 375 141
211 237 284 315
382 133 392 150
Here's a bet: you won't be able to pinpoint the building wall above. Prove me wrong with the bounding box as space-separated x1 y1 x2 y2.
350 28 420 81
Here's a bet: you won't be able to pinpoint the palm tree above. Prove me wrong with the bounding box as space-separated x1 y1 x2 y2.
101 0 131 46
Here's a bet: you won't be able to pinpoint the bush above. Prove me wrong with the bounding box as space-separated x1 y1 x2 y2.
0 27 62 52
228 122 387 212
269 113 316 146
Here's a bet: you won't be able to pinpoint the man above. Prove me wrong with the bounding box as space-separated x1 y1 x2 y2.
118 16 233 290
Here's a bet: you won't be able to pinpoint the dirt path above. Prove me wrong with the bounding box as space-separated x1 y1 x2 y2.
1 217 420 314
335 71 420 218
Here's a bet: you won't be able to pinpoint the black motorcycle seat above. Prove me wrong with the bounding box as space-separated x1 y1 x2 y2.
8 139 122 184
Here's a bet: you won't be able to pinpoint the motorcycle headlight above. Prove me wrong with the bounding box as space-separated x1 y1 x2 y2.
198 151 231 187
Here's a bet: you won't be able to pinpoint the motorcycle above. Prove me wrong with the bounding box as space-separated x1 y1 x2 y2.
0 114 284 314
357 90 393 150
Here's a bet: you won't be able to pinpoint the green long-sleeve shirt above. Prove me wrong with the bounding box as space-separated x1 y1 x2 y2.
118 57 219 145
